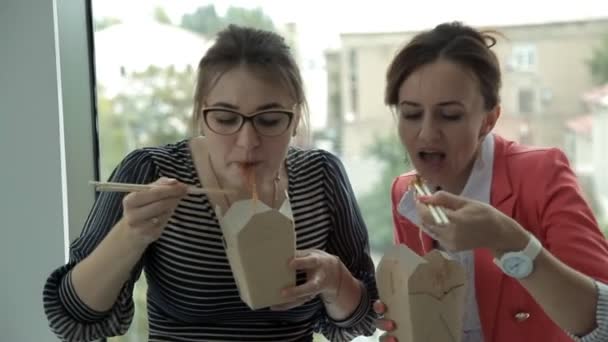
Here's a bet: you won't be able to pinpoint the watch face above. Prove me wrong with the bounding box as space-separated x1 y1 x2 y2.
503 255 532 278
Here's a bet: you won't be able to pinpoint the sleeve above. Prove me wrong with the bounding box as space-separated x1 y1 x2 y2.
314 151 379 342
42 149 158 342
538 148 608 284
571 281 608 342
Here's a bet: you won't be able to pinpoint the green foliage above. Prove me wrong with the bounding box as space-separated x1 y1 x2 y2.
180 4 223 36
588 34 608 85
97 66 194 180
224 6 275 32
357 134 409 254
180 4 275 37
153 7 172 25
97 86 129 180
601 218 608 237
93 17 121 31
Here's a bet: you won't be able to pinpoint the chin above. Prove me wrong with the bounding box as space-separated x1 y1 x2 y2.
414 169 443 187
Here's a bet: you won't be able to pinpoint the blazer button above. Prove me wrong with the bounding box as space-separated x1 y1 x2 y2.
515 312 531 322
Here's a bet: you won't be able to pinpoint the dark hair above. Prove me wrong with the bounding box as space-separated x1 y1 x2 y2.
385 22 501 111
193 25 307 128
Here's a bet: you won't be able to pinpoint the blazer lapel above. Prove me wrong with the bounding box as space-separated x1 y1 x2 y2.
476 135 517 341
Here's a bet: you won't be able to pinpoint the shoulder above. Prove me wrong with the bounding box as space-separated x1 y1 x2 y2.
391 170 416 205
112 140 191 181
141 139 192 166
496 135 571 177
287 147 355 193
287 146 344 172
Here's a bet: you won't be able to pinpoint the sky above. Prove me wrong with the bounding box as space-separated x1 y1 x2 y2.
93 0 608 43
91 0 608 129
91 0 608 65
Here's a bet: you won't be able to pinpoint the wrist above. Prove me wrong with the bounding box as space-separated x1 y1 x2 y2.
322 257 345 303
491 216 529 258
113 219 150 254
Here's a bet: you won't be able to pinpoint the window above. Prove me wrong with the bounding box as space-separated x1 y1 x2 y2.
90 2 608 341
348 48 359 120
510 43 537 72
518 88 536 114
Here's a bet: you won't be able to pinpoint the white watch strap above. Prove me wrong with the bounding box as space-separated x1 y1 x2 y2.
522 233 543 261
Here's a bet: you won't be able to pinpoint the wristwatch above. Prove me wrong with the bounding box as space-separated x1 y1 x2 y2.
494 233 543 279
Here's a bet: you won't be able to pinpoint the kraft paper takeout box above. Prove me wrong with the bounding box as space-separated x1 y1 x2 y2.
217 192 296 310
376 246 466 342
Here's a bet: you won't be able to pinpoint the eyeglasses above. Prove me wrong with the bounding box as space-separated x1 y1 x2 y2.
201 106 295 137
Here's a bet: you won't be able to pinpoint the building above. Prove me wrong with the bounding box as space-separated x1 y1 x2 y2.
326 18 608 158
582 84 608 221
94 20 212 97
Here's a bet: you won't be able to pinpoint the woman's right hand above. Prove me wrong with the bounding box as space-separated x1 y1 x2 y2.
374 300 398 342
119 177 188 248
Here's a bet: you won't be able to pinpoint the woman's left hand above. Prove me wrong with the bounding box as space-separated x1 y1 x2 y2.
270 249 342 311
417 191 528 254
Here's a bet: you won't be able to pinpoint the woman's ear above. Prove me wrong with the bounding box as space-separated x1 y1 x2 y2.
292 109 302 137
197 116 205 137
480 105 500 138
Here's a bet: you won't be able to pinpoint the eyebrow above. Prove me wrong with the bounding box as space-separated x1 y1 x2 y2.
399 100 465 108
209 102 287 111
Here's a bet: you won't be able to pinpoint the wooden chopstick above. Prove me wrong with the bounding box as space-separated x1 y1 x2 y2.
412 177 450 225
89 181 234 195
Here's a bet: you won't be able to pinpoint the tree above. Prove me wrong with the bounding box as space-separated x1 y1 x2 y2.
588 34 608 85
180 4 275 37
153 6 172 25
224 6 275 32
180 4 223 36
97 66 195 180
357 134 410 254
93 17 121 32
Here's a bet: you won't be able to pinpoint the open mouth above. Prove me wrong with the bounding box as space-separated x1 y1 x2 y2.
418 151 446 163
238 161 261 168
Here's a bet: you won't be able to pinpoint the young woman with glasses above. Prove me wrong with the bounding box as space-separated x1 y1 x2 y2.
43 25 378 342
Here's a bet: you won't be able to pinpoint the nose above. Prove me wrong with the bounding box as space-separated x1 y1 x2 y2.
235 121 261 149
418 114 440 142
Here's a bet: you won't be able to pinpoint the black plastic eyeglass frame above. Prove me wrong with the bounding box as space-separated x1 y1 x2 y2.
201 107 295 137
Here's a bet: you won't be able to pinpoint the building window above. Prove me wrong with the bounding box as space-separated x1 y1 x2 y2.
510 44 537 72
518 88 535 114
348 48 358 118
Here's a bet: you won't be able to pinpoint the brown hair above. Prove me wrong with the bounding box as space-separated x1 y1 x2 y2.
192 24 308 133
385 21 501 111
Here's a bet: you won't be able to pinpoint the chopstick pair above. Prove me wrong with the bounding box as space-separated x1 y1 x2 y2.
90 181 234 195
411 176 450 225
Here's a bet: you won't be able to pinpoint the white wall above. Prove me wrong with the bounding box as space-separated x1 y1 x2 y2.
0 0 96 340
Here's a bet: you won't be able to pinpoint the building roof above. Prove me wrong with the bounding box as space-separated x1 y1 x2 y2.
339 16 608 37
94 20 212 95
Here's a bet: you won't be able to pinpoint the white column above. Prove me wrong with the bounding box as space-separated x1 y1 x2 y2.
0 0 96 340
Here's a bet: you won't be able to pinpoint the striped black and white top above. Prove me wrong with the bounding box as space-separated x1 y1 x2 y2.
43 140 378 342
572 281 608 342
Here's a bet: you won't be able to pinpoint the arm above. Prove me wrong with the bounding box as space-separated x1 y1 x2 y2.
317 151 378 341
494 148 608 337
43 149 157 341
575 281 608 341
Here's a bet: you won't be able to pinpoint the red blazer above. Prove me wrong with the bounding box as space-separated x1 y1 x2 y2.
391 134 608 342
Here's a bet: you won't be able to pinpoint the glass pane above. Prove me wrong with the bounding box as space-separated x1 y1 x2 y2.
91 1 608 341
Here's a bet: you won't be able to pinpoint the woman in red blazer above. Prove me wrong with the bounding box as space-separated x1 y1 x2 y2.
374 22 608 342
